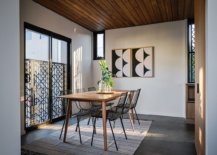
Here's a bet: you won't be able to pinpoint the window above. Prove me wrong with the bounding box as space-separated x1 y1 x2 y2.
188 20 195 83
93 31 105 60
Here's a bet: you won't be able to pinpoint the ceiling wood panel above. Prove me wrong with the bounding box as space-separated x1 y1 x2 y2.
34 0 194 32
171 0 179 20
150 0 163 22
145 0 160 23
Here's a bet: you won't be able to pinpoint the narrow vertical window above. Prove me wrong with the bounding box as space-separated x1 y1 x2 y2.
94 31 105 60
188 20 195 83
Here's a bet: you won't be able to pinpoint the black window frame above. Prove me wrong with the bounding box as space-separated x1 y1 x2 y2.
187 19 195 83
24 22 72 94
93 31 105 60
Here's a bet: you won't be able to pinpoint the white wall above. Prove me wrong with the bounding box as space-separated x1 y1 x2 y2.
20 0 93 134
206 0 217 154
94 20 187 117
0 0 20 155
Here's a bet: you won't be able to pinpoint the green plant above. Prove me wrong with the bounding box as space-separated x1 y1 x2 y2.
99 59 113 87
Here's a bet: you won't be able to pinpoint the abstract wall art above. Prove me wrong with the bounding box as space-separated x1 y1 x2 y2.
112 49 131 77
112 47 154 78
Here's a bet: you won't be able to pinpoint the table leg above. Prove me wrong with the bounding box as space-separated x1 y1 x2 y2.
102 101 108 151
129 92 134 123
130 109 135 123
63 99 71 142
128 111 135 131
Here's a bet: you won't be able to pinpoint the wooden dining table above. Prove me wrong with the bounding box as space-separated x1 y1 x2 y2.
58 90 123 151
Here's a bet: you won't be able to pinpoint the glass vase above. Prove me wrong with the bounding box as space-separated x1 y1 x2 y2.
98 80 112 93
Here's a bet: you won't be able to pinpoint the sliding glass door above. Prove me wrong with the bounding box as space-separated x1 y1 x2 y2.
51 38 68 120
24 23 71 129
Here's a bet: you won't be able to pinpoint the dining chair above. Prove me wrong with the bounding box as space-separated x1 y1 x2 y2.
112 89 141 131
59 88 92 144
87 86 114 125
111 90 135 130
87 87 114 109
90 92 129 151
128 88 141 125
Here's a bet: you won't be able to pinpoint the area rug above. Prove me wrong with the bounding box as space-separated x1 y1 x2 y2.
22 118 151 155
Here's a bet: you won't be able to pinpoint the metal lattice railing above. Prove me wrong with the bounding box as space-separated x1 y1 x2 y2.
52 62 66 119
25 59 66 128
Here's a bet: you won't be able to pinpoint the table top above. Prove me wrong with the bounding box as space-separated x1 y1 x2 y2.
58 91 123 102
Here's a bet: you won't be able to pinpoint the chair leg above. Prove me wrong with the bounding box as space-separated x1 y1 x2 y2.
120 117 127 140
92 117 95 126
75 123 78 132
91 117 97 146
109 120 118 151
59 119 65 140
87 116 91 125
77 117 82 144
93 117 96 134
113 120 116 128
134 108 140 125
128 112 134 131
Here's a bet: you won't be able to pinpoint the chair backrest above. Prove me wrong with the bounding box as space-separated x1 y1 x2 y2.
122 90 134 112
88 87 96 91
115 92 128 113
131 88 141 108
126 90 134 104
74 88 92 110
88 87 101 107
74 88 86 93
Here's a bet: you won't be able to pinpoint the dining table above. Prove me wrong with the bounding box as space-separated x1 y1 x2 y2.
58 90 123 151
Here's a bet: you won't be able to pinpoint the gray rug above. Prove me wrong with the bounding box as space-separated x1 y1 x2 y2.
22 119 151 155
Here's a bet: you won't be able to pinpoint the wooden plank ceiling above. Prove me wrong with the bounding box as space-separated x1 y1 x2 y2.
34 0 194 32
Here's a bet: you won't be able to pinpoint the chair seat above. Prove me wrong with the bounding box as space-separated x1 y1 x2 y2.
90 110 102 118
92 102 114 108
107 111 122 121
74 110 90 116
107 102 114 106
110 106 129 114
116 103 135 109
91 109 122 121
92 104 102 108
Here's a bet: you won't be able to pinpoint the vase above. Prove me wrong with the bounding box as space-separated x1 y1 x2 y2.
98 80 112 93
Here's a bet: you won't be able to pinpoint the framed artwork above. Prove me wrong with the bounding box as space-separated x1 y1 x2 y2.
112 49 131 77
112 47 154 78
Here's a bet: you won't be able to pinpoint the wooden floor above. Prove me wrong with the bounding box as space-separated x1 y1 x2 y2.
22 115 196 155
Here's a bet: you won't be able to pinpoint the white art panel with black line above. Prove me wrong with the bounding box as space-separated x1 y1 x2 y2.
112 49 131 77
132 47 154 77
122 49 131 77
143 47 154 77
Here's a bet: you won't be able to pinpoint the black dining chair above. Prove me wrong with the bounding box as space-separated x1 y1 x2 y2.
59 88 92 144
90 92 129 151
87 87 114 108
111 90 135 130
112 89 141 131
128 88 141 125
87 86 114 125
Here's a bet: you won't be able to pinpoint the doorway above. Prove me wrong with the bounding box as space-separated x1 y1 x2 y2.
24 23 71 130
